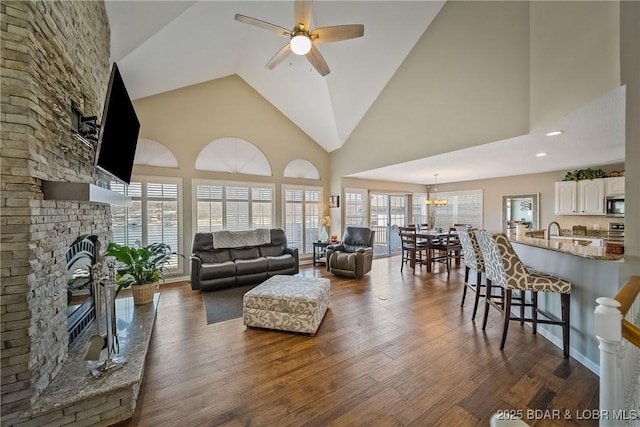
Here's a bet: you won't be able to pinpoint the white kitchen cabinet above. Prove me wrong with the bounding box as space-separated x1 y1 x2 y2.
555 181 577 215
579 179 605 214
554 179 604 215
605 177 625 195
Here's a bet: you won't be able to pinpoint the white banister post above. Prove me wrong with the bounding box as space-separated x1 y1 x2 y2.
594 297 623 427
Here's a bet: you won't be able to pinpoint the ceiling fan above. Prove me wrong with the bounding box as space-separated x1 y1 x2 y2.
234 0 364 76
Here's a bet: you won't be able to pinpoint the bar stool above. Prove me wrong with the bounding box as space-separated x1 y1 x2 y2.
455 226 485 320
476 230 571 359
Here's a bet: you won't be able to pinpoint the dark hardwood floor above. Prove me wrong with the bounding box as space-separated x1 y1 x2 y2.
117 257 599 427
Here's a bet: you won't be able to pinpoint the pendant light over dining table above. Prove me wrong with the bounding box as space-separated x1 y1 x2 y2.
426 173 448 206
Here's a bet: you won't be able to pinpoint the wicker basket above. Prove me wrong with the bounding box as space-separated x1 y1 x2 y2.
131 281 157 305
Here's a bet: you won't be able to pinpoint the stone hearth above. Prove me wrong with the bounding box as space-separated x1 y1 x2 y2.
22 294 159 426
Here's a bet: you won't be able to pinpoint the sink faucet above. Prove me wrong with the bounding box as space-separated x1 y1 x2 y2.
547 221 561 240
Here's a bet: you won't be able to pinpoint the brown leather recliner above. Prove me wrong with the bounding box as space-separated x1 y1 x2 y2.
325 226 375 278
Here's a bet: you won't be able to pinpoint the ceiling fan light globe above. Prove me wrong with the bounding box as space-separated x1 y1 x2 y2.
290 35 312 55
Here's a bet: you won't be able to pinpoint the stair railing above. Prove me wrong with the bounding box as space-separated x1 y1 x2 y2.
595 276 640 427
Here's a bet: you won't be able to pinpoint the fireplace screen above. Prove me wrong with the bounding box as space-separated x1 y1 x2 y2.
66 234 99 346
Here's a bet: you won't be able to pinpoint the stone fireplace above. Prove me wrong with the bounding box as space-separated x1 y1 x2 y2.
66 234 99 347
0 1 113 424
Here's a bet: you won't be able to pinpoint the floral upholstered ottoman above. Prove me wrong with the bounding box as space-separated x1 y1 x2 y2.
243 275 330 335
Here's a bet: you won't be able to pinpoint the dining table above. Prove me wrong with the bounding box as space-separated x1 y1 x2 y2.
415 229 456 273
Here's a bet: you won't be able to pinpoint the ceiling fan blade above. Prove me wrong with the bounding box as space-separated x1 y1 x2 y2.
294 0 312 31
234 14 290 37
311 24 364 43
306 44 330 76
265 44 292 70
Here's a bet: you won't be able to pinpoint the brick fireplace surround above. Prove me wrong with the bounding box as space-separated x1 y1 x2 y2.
0 2 150 425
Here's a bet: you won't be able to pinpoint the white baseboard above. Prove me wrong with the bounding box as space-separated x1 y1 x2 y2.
163 275 189 284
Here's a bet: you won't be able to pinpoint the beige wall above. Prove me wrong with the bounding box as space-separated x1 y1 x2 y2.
133 75 328 178
132 75 331 266
331 1 531 177
530 1 620 129
331 1 622 183
326 0 632 266
439 171 562 232
437 163 624 232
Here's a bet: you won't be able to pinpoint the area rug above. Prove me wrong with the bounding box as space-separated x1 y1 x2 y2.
202 284 258 325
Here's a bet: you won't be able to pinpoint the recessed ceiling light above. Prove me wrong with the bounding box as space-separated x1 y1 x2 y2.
536 152 548 157
546 130 564 136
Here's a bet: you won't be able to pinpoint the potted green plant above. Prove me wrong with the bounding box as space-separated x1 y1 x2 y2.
106 242 179 305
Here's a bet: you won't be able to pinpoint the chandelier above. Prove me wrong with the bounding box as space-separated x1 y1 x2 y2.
425 173 448 206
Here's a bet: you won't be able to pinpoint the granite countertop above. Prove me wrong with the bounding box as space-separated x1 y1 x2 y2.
525 229 617 239
509 234 624 261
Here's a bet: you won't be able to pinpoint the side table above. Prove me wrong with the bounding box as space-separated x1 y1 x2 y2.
313 241 331 266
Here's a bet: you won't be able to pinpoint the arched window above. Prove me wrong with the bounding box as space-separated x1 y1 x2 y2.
283 159 320 180
195 137 271 176
134 138 179 168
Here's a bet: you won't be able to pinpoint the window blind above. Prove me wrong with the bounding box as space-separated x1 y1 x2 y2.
194 180 275 233
344 189 368 226
412 193 428 225
431 189 483 229
283 186 322 254
110 179 182 272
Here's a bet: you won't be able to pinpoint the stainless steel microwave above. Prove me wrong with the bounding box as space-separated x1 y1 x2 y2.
606 196 625 218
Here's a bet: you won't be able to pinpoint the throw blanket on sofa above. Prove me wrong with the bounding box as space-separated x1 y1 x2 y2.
212 229 271 249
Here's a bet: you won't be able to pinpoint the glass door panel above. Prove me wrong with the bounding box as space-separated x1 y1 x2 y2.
389 195 406 255
370 193 407 257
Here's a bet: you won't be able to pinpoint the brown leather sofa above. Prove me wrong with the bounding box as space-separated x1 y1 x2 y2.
325 226 375 278
190 228 298 291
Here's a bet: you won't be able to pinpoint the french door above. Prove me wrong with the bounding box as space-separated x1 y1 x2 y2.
369 193 407 257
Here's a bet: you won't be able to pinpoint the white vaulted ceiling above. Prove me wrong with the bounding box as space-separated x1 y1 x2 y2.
106 1 625 185
106 1 445 153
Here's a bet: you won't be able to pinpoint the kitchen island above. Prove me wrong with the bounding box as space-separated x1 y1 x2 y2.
511 234 623 261
508 234 624 373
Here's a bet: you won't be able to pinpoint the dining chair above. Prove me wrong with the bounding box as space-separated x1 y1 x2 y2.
398 226 428 274
415 223 431 246
447 227 463 265
476 230 572 358
429 227 461 276
455 226 485 320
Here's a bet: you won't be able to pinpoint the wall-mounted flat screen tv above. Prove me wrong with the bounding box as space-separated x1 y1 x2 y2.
94 63 140 185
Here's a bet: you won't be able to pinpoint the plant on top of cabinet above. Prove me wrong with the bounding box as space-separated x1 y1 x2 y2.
563 168 606 181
